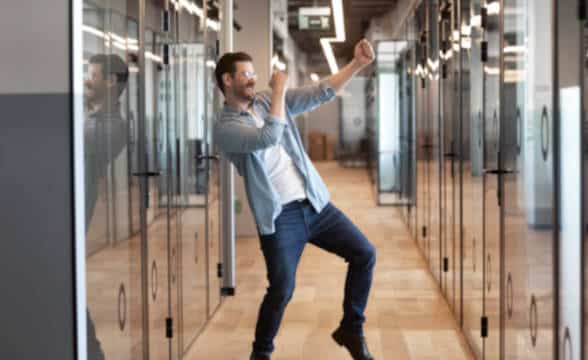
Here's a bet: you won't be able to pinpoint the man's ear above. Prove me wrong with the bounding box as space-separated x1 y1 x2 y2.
222 73 232 90
105 74 117 89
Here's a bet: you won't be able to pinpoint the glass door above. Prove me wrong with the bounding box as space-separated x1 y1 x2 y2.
203 30 224 317
145 28 176 359
427 0 443 284
502 0 556 357
462 0 485 356
557 0 584 359
415 3 429 256
82 1 146 358
375 41 412 206
176 41 209 354
439 0 459 313
144 4 178 359
482 1 502 358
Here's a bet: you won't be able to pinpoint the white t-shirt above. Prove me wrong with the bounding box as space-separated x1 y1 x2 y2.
250 108 307 204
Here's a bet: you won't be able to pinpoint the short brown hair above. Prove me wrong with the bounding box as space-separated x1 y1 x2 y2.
214 52 253 94
89 54 129 97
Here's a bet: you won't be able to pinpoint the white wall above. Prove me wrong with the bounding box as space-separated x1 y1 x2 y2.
307 97 341 145
0 2 70 94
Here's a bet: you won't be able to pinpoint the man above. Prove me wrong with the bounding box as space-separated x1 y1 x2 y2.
84 53 129 360
214 39 377 360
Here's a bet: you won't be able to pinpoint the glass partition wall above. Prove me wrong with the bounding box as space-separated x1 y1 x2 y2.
397 0 563 358
80 1 223 358
374 40 415 206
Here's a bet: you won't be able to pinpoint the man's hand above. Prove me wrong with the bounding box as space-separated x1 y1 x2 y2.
354 39 375 66
269 71 289 94
269 71 288 120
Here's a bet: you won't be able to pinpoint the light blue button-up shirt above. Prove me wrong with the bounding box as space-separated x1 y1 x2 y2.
214 81 337 235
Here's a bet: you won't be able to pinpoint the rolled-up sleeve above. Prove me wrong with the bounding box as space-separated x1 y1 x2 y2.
285 80 337 117
214 114 287 154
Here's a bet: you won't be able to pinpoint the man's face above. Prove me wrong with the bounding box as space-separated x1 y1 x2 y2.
84 63 109 104
226 61 257 102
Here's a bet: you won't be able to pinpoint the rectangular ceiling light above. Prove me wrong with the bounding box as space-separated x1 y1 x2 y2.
331 0 345 41
321 38 339 74
320 0 346 74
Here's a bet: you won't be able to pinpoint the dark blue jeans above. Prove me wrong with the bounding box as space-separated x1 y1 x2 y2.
253 200 376 355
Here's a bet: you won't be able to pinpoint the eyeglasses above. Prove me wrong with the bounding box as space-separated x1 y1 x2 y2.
237 71 258 80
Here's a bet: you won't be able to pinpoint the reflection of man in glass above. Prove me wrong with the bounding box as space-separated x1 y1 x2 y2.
84 53 129 360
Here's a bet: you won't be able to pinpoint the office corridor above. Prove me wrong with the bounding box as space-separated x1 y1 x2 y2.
185 162 473 360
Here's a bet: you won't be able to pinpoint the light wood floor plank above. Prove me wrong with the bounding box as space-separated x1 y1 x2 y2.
185 162 474 359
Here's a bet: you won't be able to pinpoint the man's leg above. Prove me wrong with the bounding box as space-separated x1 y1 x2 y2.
252 205 308 356
87 310 105 360
86 198 105 360
308 202 376 335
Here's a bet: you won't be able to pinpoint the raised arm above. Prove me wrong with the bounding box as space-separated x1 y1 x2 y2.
325 39 375 92
284 39 375 117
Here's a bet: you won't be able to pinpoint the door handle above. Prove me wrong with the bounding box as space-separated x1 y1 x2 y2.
483 168 516 206
195 155 220 161
483 168 517 175
530 295 538 347
516 107 522 155
506 273 514 319
132 171 161 177
540 106 550 161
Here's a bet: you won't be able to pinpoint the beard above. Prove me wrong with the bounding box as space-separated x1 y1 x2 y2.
235 82 256 102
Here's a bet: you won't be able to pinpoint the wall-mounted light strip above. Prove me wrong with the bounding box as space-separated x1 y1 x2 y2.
504 45 526 54
470 15 482 28
82 25 162 63
170 0 220 31
320 0 346 74
487 2 500 15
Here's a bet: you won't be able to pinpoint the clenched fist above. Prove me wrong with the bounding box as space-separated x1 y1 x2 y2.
354 39 375 66
269 71 289 94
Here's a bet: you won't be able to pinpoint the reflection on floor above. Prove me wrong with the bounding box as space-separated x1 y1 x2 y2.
184 162 474 360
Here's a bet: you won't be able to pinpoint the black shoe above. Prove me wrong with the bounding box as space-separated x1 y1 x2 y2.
332 327 374 360
250 352 270 360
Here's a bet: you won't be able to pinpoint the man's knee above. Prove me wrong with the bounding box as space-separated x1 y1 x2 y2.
267 279 295 308
356 241 376 270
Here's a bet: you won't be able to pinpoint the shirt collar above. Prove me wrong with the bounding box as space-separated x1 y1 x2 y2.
223 95 259 116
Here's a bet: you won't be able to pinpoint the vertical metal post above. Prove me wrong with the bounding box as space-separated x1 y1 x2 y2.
137 0 150 358
220 0 236 295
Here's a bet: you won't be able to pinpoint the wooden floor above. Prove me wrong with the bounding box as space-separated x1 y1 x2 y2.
184 162 474 360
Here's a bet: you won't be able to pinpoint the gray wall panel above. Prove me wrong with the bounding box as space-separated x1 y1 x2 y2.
0 94 75 359
0 1 70 94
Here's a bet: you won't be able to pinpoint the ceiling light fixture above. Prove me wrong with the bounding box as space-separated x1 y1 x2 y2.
320 0 346 74
487 2 500 15
170 0 220 31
